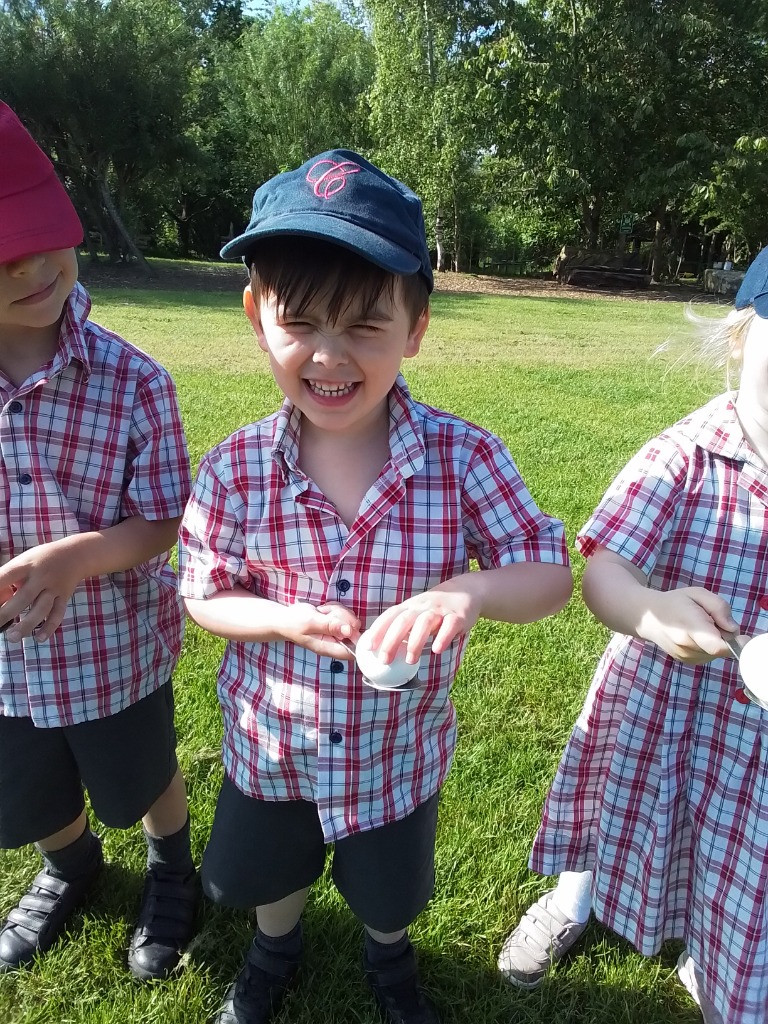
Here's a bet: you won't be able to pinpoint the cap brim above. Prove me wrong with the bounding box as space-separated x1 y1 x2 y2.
220 214 422 278
0 172 82 264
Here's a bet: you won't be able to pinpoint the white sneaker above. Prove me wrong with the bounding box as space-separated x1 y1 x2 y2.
497 891 588 990
676 951 724 1024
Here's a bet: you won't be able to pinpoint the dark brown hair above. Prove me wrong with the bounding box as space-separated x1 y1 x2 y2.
246 236 429 328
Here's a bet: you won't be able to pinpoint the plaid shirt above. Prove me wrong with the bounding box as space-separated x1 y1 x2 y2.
531 393 768 1024
179 376 567 841
0 283 190 728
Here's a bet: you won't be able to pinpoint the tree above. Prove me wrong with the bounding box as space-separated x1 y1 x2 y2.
366 0 489 272
221 3 375 193
0 0 201 263
474 1 768 277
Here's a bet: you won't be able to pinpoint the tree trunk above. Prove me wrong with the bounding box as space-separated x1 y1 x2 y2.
97 174 149 270
452 194 460 272
581 195 601 249
435 206 446 272
650 199 667 282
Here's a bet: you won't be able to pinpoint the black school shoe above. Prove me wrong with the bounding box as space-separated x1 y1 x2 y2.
213 940 301 1024
364 943 441 1024
0 846 104 971
127 866 200 980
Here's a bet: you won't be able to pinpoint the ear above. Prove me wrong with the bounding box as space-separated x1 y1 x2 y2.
404 306 430 359
243 284 267 351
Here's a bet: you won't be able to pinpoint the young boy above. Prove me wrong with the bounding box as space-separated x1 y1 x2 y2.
179 149 573 1024
0 102 197 980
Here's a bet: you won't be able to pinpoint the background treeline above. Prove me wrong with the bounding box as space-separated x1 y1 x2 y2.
2 0 767 277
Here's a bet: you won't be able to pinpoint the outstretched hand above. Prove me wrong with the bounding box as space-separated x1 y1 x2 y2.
364 580 483 665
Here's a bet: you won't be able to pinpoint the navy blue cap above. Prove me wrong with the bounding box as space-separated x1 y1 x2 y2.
734 247 768 319
221 149 433 292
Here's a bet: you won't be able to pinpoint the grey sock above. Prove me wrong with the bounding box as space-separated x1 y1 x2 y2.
364 931 411 965
255 922 303 959
143 814 194 875
37 825 101 882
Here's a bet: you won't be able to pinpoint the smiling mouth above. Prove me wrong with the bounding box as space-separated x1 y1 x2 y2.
16 277 58 305
305 380 359 397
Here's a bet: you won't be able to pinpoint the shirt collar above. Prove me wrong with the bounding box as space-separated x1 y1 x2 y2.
689 392 757 466
54 282 93 380
271 373 426 482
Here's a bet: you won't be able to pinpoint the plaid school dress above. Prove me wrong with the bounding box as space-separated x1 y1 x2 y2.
530 393 768 1024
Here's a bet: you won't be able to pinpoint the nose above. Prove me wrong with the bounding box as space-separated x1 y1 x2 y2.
312 330 349 367
6 253 46 277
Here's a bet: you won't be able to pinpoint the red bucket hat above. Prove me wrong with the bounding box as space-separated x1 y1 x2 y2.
0 101 83 264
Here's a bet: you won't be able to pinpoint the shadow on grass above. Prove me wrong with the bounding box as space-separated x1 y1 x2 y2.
180 904 701 1024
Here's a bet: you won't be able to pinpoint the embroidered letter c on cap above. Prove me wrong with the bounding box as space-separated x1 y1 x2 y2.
306 159 360 199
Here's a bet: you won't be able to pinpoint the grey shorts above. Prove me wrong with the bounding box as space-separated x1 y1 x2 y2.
0 682 178 849
202 775 439 933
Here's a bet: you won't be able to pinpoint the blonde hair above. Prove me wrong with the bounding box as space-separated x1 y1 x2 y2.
682 303 757 388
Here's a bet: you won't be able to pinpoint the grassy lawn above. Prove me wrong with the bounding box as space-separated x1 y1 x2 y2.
0 278 724 1023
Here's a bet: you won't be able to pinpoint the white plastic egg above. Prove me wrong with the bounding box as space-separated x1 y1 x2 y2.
354 629 420 690
739 633 768 701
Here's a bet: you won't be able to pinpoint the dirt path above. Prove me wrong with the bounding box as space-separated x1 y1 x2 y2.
78 259 711 304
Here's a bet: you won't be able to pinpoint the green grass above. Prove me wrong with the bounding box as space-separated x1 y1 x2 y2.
0 279 722 1023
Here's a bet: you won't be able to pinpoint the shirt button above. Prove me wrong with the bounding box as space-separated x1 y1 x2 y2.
329 731 343 744
336 579 351 594
330 660 344 673
758 596 768 612
8 401 22 414
19 473 32 485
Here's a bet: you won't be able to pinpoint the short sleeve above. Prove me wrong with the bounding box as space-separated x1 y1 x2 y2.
177 453 251 599
122 369 191 521
462 433 569 569
576 433 689 574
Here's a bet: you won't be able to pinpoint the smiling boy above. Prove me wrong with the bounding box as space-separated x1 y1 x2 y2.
178 149 572 1024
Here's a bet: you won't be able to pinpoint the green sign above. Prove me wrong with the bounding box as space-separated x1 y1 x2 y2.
619 213 634 233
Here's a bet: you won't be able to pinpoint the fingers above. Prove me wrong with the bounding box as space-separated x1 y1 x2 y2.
302 635 356 660
688 589 739 634
315 602 361 640
6 591 56 641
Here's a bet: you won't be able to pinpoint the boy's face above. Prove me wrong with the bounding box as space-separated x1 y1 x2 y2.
245 280 429 438
0 248 78 337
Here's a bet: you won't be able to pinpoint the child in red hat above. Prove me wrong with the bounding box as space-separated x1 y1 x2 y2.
0 101 197 979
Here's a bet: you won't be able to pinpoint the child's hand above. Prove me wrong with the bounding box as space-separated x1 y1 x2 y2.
0 541 84 642
365 580 483 665
280 600 361 660
638 587 739 664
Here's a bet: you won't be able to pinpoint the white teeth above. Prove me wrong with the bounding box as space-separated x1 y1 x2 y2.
307 381 357 397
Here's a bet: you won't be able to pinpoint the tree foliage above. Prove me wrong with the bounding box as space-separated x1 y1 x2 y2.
1 0 766 271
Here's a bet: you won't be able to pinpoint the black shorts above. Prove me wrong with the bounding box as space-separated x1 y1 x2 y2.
202 775 439 933
0 682 178 849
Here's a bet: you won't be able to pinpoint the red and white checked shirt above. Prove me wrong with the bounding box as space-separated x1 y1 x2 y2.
179 375 568 841
531 393 768 1024
0 283 191 728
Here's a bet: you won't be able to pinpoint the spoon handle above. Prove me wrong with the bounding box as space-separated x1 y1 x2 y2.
721 634 742 660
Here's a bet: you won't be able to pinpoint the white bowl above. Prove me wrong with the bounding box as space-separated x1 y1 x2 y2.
355 629 420 690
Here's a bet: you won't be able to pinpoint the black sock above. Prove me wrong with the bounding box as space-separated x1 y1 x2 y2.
36 824 102 882
255 922 303 960
365 931 411 965
143 814 194 876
